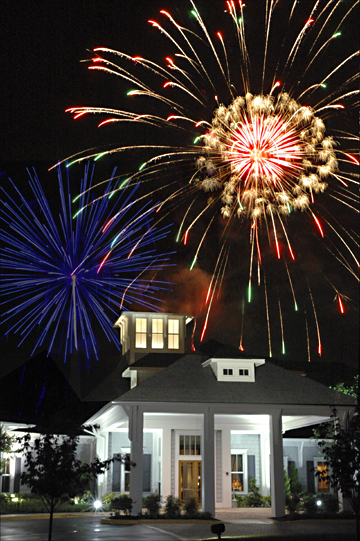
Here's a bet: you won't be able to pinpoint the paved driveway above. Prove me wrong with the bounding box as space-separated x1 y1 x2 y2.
1 511 357 541
0 516 188 541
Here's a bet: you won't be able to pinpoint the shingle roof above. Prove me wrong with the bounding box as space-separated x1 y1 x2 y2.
115 354 356 406
130 352 184 369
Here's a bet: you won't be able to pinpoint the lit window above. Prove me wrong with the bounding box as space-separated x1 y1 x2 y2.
239 369 249 376
179 435 201 455
231 454 244 492
168 319 179 349
223 368 233 375
135 318 147 348
317 461 330 493
152 318 164 348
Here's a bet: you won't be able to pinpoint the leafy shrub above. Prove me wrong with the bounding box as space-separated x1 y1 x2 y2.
164 495 181 518
144 492 161 518
285 492 301 513
288 463 302 494
316 493 339 514
183 497 199 518
102 492 116 505
284 469 291 495
301 493 318 514
243 479 264 507
235 479 270 508
110 493 133 516
200 511 213 519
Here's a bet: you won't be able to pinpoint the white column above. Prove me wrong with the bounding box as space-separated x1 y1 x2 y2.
161 428 172 497
260 432 270 496
202 406 215 516
337 409 353 512
269 409 285 518
128 405 144 515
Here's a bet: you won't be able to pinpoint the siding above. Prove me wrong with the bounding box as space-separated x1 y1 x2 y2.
231 434 261 489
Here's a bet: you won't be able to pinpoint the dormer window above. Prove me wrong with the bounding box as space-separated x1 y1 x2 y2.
202 357 265 382
135 318 147 348
152 318 164 348
168 319 180 349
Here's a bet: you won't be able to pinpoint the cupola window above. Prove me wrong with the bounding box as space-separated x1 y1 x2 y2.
135 318 147 348
168 319 180 349
151 318 164 348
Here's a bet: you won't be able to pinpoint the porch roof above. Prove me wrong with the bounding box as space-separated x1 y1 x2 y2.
115 353 356 406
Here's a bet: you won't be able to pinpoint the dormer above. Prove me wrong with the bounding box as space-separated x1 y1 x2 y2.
202 357 265 382
114 311 194 365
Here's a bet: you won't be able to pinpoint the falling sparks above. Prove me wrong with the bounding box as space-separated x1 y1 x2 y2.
63 0 359 357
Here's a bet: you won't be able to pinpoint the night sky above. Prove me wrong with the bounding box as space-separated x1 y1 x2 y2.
1 0 359 390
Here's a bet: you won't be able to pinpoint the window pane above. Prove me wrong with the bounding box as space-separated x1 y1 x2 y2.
317 462 330 493
152 318 163 333
237 455 243 471
168 319 179 334
232 473 243 492
190 435 196 455
195 436 201 455
152 318 164 348
185 435 190 455
180 435 184 455
135 318 147 348
136 318 146 332
231 454 237 471
168 319 179 349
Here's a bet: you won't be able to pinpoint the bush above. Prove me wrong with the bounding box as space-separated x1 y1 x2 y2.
164 495 181 518
243 479 264 507
316 493 339 514
264 495 271 507
102 492 116 505
200 511 213 519
235 479 270 508
183 497 199 518
285 492 301 514
288 463 302 494
144 493 161 518
301 493 318 514
110 493 133 516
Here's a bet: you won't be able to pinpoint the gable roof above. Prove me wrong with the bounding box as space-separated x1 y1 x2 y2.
115 353 356 407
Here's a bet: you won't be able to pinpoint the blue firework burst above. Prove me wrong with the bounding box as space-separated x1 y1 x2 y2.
0 163 172 362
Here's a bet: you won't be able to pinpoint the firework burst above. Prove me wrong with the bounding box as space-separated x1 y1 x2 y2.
0 164 172 362
61 0 359 358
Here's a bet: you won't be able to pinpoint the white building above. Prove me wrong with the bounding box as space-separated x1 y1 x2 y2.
84 311 356 518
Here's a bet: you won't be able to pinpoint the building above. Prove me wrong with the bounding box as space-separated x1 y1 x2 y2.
84 311 356 517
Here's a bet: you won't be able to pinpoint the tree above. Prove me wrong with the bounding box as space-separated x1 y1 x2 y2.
316 407 360 540
330 375 359 399
17 430 121 541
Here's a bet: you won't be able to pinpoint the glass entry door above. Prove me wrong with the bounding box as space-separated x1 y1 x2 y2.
179 460 202 504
